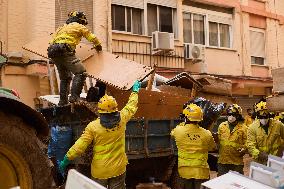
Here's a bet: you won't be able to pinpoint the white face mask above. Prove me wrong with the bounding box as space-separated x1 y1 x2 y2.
260 118 269 125
228 115 237 123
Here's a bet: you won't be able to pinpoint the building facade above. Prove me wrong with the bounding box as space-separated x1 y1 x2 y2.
0 0 284 109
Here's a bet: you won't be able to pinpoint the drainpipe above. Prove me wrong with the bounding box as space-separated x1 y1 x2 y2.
3 0 8 53
107 0 112 52
240 9 246 76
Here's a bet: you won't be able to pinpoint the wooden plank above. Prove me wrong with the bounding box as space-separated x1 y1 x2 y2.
84 51 153 90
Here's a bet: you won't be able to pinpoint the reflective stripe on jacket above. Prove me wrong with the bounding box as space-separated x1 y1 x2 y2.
66 92 138 179
247 119 284 164
218 121 247 165
50 22 101 50
171 123 216 179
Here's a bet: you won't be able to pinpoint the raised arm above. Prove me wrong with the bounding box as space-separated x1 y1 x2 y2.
120 81 141 123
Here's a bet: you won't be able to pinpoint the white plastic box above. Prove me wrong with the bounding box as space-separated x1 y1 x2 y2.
249 161 284 188
267 155 284 172
65 169 107 189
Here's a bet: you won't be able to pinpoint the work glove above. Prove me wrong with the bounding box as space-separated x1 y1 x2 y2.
258 151 268 162
132 80 141 93
59 155 70 176
94 44 102 52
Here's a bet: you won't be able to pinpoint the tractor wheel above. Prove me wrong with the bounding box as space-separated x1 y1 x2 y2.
0 111 52 189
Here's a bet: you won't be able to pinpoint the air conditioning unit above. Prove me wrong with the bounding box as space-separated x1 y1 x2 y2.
184 43 205 62
152 31 174 52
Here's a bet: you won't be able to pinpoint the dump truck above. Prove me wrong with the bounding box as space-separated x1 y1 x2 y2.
40 77 228 188
40 85 191 188
0 87 52 189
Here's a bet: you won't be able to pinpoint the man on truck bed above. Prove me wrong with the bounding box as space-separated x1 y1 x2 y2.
47 11 102 106
59 80 141 189
171 103 216 189
217 104 247 176
247 101 284 164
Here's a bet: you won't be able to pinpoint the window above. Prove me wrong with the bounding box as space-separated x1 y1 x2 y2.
111 5 143 35
183 12 205 45
209 22 218 46
183 13 192 43
251 57 265 65
250 29 265 65
147 4 176 36
209 22 231 48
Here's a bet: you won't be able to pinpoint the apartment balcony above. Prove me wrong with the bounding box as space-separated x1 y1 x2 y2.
111 33 184 69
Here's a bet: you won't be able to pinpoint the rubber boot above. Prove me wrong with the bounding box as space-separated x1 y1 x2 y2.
58 79 71 106
69 73 86 103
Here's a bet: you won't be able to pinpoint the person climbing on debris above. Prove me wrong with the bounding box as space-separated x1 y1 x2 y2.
247 101 284 164
171 103 216 189
59 80 141 189
47 11 102 106
217 104 247 176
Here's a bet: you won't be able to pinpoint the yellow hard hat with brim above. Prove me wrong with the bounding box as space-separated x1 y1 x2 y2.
98 94 118 114
182 103 203 122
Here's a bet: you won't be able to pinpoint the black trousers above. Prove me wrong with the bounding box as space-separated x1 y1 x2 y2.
217 163 244 176
179 176 208 189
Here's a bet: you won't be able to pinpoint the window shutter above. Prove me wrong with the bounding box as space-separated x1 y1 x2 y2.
112 0 144 9
55 0 93 31
208 15 232 25
250 30 265 58
147 0 177 8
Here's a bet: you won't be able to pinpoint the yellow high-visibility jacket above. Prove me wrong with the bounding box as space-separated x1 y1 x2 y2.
244 115 253 127
171 123 216 179
66 92 138 179
247 119 284 163
218 121 247 165
50 22 101 50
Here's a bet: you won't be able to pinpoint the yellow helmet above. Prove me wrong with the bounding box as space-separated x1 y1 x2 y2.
182 103 203 122
68 11 88 25
98 95 118 114
255 101 268 115
227 104 242 115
